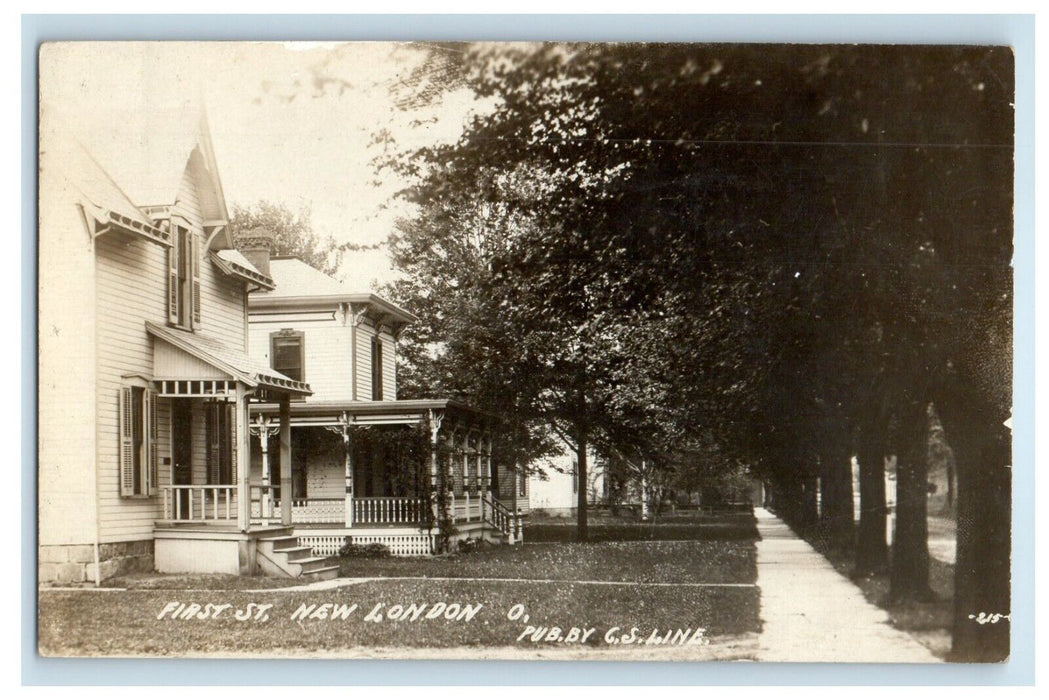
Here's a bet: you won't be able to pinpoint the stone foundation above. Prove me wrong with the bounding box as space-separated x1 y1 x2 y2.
38 540 154 584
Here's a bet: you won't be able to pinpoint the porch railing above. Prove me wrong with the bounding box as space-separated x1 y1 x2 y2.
482 492 521 541
162 485 237 522
451 492 483 523
291 498 344 524
249 484 281 523
354 497 424 525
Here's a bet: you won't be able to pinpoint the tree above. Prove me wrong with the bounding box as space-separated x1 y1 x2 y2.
379 45 1012 652
231 200 344 276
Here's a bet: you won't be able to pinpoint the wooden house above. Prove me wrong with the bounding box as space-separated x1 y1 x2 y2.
240 244 523 557
528 445 604 518
38 109 322 583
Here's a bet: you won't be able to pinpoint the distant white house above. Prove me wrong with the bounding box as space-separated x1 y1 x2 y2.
528 444 604 518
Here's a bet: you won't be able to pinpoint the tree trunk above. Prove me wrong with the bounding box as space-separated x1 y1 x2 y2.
855 441 889 576
889 402 935 602
797 473 819 529
639 464 649 521
820 444 855 528
576 430 589 542
940 404 1011 662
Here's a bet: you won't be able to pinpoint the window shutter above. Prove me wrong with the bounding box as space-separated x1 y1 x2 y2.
206 403 220 485
147 390 158 496
372 336 383 400
119 387 135 497
190 233 201 327
168 238 180 324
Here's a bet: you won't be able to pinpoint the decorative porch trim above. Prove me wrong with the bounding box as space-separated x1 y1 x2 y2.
156 379 237 397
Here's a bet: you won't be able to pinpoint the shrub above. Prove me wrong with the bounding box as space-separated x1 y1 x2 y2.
338 540 391 558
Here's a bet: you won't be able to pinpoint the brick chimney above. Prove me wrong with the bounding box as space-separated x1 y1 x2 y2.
237 227 275 278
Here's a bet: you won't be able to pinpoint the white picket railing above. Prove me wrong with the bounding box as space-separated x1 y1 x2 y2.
451 492 483 523
162 485 237 522
353 497 424 525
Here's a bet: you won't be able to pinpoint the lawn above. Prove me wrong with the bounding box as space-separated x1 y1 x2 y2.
337 539 755 584
39 511 760 658
527 510 757 544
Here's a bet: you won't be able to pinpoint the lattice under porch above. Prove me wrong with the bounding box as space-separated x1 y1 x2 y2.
295 527 437 557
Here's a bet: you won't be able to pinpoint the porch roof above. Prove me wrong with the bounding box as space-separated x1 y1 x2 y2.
249 398 499 426
147 322 312 397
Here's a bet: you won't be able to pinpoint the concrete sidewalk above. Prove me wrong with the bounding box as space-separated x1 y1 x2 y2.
754 507 941 662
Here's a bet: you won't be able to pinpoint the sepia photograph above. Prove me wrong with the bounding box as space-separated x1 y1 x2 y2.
36 39 1015 664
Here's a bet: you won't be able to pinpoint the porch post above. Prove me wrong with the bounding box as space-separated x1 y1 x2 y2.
479 434 488 529
484 437 493 496
509 456 519 545
235 386 250 531
342 412 355 528
258 416 271 525
428 409 444 549
475 434 483 496
279 395 292 527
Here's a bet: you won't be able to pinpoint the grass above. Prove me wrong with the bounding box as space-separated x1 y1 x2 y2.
527 511 757 544
39 578 758 657
39 511 760 658
101 573 302 590
339 539 755 584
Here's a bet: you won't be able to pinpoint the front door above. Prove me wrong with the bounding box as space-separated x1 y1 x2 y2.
171 398 193 518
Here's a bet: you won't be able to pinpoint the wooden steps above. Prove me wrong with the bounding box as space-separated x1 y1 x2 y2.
256 531 339 582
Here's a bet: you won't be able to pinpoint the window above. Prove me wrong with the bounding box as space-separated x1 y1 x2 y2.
167 225 200 329
119 385 157 497
371 334 384 400
205 402 235 485
271 330 305 383
519 471 527 498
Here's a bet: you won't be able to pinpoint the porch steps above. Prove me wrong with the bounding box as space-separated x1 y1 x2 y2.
256 532 339 582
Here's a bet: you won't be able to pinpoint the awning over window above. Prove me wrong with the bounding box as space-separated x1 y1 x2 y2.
147 322 311 397
210 249 275 291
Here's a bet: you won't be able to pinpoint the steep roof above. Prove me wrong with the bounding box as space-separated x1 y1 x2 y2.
40 127 155 230
47 98 232 248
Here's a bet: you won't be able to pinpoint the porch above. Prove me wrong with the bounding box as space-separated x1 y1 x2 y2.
155 398 524 557
155 484 522 550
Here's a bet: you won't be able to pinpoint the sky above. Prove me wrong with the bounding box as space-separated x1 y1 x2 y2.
40 41 484 290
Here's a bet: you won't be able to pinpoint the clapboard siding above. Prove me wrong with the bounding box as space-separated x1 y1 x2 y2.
198 260 248 351
38 181 99 546
248 310 354 402
157 399 171 489
305 430 345 499
94 231 169 542
94 164 249 543
172 163 204 229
